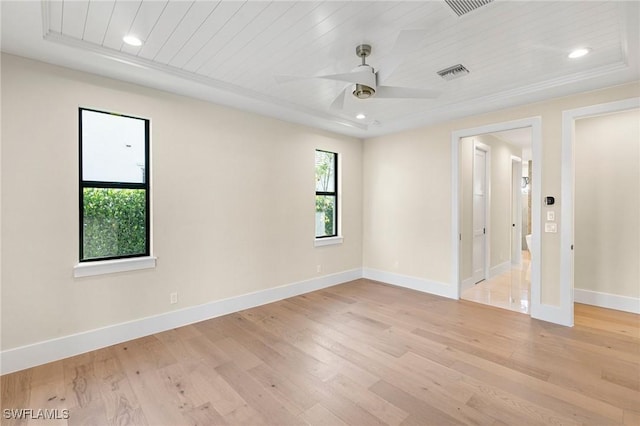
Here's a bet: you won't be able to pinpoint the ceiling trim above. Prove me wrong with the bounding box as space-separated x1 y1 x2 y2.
445 62 631 109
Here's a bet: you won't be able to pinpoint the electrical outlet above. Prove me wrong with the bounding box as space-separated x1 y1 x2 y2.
316 265 322 273
170 292 178 304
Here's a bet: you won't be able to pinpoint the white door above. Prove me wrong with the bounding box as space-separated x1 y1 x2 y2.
511 157 522 264
472 147 487 284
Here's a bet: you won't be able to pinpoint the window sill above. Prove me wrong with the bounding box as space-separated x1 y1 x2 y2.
314 236 343 247
74 256 157 278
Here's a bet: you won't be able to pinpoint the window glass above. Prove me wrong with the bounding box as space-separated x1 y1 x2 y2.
82 188 147 260
315 195 336 237
315 150 337 238
80 108 149 261
81 109 146 183
315 150 335 192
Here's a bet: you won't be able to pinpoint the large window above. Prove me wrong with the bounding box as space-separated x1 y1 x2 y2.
79 108 150 261
315 150 338 238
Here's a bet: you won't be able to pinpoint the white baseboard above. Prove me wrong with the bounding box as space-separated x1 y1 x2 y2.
0 268 363 375
574 288 640 314
489 260 512 278
363 268 455 299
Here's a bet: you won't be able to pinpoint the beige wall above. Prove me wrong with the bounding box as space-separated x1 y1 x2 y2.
459 134 521 281
575 109 640 298
363 81 640 305
0 54 363 351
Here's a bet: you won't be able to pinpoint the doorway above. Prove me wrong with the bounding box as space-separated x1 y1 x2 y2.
459 130 531 313
451 117 541 317
561 98 640 321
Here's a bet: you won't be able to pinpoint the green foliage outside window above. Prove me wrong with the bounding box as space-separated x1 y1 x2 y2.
82 188 146 259
315 196 335 236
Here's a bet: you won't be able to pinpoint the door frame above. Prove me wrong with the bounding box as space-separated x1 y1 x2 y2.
560 97 640 326
451 117 541 319
472 141 491 284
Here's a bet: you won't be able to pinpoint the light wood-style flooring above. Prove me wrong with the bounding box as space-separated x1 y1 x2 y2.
2 279 639 425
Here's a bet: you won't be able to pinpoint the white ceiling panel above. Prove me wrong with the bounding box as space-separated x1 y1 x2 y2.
151 1 220 64
136 1 194 60
47 0 63 34
119 0 168 55
199 2 297 78
212 1 322 82
101 0 142 50
168 1 244 69
82 0 116 46
227 2 348 86
183 2 273 73
60 0 90 40
2 0 638 138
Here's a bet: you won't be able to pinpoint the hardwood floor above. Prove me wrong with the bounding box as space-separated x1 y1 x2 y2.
2 279 639 425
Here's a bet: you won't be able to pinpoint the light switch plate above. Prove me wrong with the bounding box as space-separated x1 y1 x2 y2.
545 222 557 233
547 211 555 221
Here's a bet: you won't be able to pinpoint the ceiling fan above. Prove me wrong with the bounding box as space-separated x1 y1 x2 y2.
275 33 441 110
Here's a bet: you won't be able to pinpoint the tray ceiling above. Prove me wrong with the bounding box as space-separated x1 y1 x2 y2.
2 1 638 137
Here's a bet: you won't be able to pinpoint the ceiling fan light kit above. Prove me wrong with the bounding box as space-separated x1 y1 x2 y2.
353 84 375 99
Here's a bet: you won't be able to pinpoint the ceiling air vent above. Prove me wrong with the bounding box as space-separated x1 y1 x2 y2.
444 0 493 17
437 64 470 81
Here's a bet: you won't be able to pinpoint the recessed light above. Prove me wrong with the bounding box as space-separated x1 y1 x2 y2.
123 35 143 47
568 48 590 59
356 113 366 120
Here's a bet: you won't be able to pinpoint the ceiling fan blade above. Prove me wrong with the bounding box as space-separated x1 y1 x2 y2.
329 88 347 110
275 68 375 86
376 30 427 84
316 68 375 86
376 85 441 99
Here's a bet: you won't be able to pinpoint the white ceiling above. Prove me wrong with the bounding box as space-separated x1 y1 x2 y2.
2 1 639 138
491 127 531 148
491 127 532 160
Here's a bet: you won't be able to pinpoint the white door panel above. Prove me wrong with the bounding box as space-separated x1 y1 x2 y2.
473 148 487 284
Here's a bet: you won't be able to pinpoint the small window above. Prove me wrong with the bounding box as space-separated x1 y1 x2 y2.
79 108 150 261
315 150 338 238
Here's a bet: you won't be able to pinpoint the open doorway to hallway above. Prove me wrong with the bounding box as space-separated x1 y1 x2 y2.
458 127 533 314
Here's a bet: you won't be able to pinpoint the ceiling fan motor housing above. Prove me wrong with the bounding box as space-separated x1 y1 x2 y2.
351 52 377 99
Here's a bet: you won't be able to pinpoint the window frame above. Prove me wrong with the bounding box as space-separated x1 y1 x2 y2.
78 107 151 262
315 149 338 239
